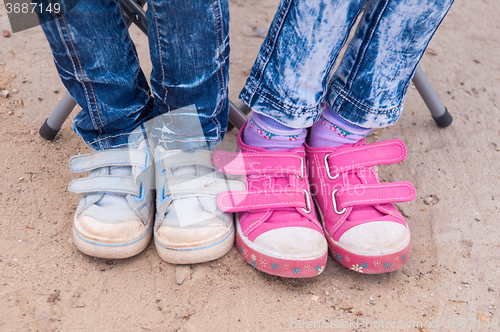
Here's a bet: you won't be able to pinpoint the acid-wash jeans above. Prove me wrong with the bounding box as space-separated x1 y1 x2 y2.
40 0 453 150
40 0 230 150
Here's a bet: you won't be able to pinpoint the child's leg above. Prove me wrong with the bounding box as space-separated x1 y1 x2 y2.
219 0 372 278
309 0 455 148
145 0 235 263
40 0 155 258
40 0 152 150
325 0 455 129
232 0 453 275
41 0 234 262
240 0 367 151
240 0 366 128
146 0 229 151
309 0 453 273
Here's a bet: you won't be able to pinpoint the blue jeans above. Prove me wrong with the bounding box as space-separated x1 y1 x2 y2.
240 0 454 128
41 0 453 149
40 0 229 150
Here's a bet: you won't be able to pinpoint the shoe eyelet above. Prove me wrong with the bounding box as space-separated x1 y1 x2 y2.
301 189 312 214
325 153 339 180
134 179 145 202
332 188 346 215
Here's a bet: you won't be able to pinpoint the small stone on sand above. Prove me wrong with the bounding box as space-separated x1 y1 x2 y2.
175 266 192 285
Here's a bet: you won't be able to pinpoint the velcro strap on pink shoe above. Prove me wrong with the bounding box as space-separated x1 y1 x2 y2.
217 189 310 213
326 139 406 177
212 151 304 178
335 182 416 210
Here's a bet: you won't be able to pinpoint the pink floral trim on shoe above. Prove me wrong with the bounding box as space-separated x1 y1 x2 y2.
330 239 411 274
236 234 327 278
305 139 416 274
213 121 328 278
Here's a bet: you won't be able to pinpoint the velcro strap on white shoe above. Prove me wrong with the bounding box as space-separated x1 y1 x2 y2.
217 189 310 213
212 151 304 178
162 176 245 196
334 182 416 210
158 150 214 172
68 175 142 196
69 149 148 172
326 139 406 177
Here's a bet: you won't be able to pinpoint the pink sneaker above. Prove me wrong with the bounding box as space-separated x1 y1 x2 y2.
212 122 328 278
305 139 416 274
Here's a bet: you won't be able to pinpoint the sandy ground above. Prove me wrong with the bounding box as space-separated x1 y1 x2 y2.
1 0 499 331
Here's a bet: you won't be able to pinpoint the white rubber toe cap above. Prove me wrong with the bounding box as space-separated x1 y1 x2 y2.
338 221 410 256
251 227 327 260
74 215 148 244
156 220 230 249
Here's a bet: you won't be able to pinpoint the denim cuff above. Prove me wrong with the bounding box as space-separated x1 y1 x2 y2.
239 84 321 129
326 81 404 129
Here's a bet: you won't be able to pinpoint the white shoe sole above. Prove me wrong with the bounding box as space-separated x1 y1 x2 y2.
72 222 153 259
314 197 411 274
154 224 235 264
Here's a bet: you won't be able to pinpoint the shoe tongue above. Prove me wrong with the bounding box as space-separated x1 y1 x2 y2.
170 164 216 178
171 165 197 177
155 145 217 178
107 139 148 177
346 167 385 221
109 165 132 176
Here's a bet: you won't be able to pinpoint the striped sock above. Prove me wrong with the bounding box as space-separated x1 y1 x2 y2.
243 113 307 151
308 104 370 148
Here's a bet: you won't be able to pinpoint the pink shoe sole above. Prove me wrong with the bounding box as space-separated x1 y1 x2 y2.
314 201 411 274
235 232 327 278
326 234 411 274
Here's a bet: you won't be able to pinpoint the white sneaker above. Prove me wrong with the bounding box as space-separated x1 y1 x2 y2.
153 146 244 264
68 140 154 259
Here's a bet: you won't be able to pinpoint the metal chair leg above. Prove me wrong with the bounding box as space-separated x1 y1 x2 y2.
39 91 77 140
228 101 251 130
413 65 453 128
